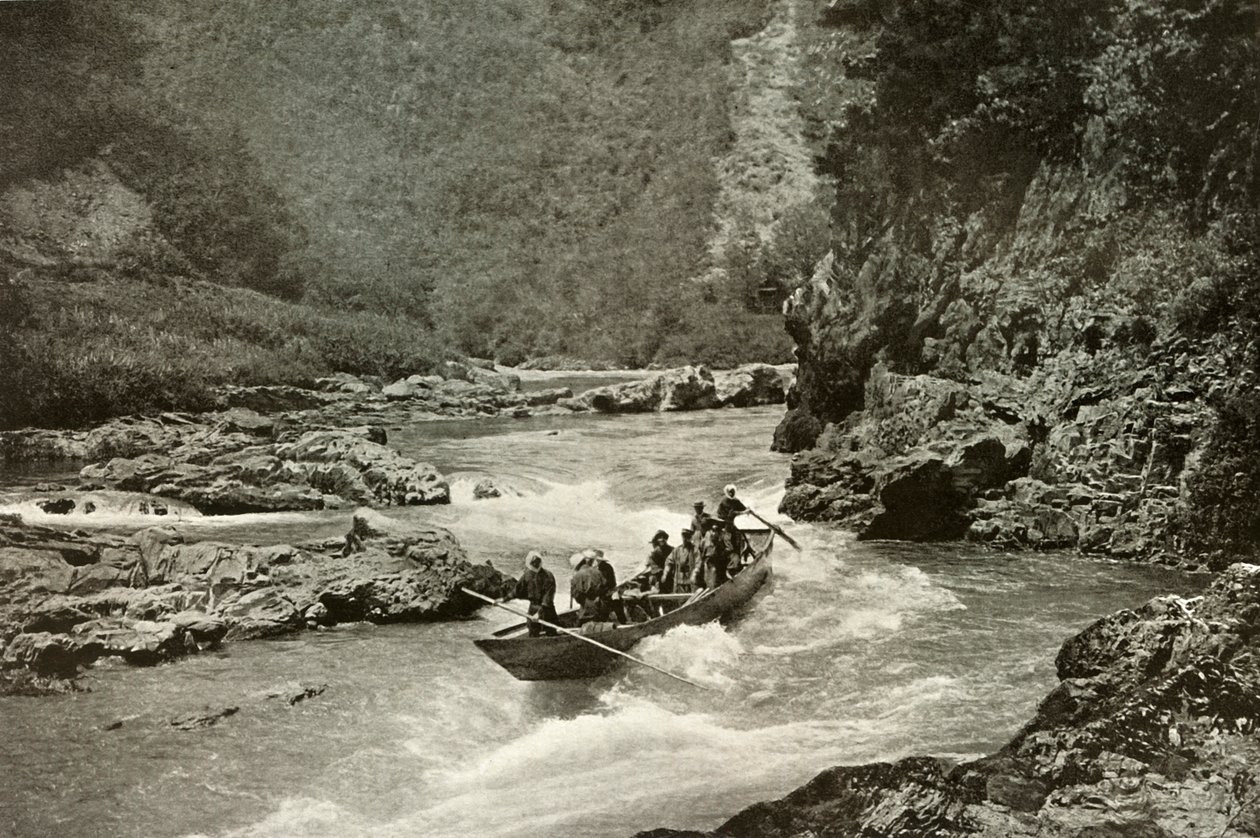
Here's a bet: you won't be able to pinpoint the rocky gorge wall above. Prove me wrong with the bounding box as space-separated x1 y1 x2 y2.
770 26 1258 569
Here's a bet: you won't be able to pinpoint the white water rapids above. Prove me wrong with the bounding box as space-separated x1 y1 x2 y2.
0 403 1193 838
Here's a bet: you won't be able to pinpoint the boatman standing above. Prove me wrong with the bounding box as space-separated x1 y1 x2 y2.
698 515 730 589
717 484 748 524
509 551 558 637
717 484 750 561
664 526 700 594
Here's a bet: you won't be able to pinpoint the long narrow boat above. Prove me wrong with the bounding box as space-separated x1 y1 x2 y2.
473 528 774 681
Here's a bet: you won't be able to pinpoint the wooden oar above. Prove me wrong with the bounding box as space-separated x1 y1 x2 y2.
747 509 801 550
459 587 711 691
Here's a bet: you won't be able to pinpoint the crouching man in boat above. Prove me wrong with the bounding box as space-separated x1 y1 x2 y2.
570 551 614 626
506 551 558 637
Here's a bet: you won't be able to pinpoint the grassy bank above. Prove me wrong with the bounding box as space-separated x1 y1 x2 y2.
0 274 449 429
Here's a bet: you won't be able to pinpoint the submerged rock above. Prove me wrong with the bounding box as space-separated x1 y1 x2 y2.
170 706 239 730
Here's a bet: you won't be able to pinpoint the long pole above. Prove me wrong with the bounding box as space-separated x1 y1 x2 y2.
747 509 802 550
459 587 711 691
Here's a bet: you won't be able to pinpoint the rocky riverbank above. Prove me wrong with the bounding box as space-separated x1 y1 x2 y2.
0 362 791 518
638 561 1260 838
0 508 514 696
777 330 1239 568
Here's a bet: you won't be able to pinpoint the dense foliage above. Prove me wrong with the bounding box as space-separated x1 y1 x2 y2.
134 0 790 365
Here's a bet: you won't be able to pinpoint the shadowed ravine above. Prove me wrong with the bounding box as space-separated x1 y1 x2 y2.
0 407 1193 837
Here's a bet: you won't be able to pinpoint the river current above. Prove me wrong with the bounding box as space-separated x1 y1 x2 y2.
0 393 1194 838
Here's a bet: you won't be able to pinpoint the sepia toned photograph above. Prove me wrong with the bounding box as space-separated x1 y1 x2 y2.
1 0 1257 836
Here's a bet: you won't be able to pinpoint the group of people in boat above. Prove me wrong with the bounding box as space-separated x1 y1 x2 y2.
504 485 756 637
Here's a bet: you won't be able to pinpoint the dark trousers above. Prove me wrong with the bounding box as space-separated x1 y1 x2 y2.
527 604 558 636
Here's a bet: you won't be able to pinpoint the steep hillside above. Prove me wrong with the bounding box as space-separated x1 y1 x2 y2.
774 0 1259 566
0 0 822 429
130 0 796 366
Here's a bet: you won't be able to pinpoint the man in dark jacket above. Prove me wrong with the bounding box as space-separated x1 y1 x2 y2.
582 548 627 622
570 553 613 625
643 529 673 591
511 551 558 636
717 484 750 560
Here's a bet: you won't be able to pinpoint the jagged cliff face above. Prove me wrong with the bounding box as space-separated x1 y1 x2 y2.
773 0 1259 567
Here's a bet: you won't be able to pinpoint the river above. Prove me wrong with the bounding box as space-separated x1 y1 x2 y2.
0 401 1195 838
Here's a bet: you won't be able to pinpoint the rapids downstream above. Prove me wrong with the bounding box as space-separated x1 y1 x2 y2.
0 400 1193 838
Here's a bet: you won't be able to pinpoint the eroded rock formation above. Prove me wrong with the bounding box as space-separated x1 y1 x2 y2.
0 509 513 693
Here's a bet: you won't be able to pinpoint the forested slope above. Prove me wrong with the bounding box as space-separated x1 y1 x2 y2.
132 0 802 364
1 0 804 429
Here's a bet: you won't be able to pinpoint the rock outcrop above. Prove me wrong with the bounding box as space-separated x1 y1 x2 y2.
0 509 514 692
778 343 1229 565
638 564 1260 838
75 429 448 515
560 364 790 414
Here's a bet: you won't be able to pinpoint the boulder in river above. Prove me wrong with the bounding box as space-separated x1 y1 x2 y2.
712 363 790 407
472 478 502 499
568 365 719 413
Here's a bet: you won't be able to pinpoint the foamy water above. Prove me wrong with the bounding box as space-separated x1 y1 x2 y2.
0 407 1196 838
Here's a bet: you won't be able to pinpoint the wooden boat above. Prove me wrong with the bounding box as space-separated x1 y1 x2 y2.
473 528 775 681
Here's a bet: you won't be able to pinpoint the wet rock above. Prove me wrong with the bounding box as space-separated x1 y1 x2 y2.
1 631 85 677
215 589 303 640
573 366 719 413
382 378 428 400
69 618 194 665
712 364 789 407
276 430 449 506
285 683 327 705
79 430 448 514
472 478 502 500
35 497 76 515
0 510 512 685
